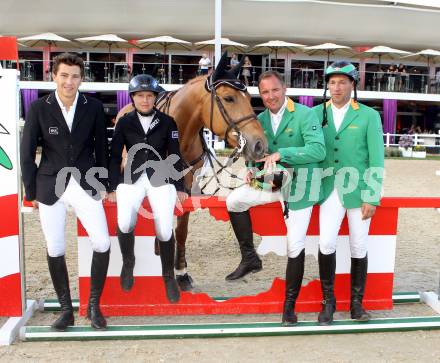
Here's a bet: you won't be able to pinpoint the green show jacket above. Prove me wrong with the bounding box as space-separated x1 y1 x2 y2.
257 98 326 210
312 100 385 209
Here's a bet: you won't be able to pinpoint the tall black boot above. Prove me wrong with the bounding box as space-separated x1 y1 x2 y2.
225 211 262 281
87 249 110 330
282 249 305 326
159 235 180 303
317 250 336 326
350 255 371 321
117 227 135 291
47 254 74 332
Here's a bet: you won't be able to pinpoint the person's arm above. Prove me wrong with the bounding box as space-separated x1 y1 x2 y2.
108 118 126 192
94 102 109 191
20 102 41 201
167 118 186 192
363 110 385 206
277 110 326 165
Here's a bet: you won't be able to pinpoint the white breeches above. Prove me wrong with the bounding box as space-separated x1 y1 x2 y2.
226 184 313 258
39 178 110 257
116 173 177 242
319 189 371 258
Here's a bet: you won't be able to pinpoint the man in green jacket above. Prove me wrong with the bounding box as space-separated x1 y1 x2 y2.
313 61 384 325
226 70 326 325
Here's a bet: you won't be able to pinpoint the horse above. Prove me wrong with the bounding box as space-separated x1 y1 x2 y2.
116 52 268 290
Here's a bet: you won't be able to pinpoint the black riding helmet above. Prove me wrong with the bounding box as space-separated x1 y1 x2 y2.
322 61 359 126
128 74 165 116
128 74 165 95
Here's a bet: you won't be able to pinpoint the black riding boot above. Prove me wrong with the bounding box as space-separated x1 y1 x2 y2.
282 249 305 326
87 249 110 330
225 211 262 281
318 250 336 326
159 235 180 303
117 227 135 291
47 254 74 331
350 255 371 321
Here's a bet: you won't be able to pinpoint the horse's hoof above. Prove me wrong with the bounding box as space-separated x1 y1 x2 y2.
176 273 193 291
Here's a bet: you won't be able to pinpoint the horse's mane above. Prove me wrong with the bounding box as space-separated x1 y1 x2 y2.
183 75 206 88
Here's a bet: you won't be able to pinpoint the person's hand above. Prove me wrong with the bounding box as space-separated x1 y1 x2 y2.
31 200 39 210
177 191 188 205
107 192 117 203
256 152 281 173
361 203 376 220
244 169 254 184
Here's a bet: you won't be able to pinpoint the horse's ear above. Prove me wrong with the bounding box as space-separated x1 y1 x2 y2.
211 52 229 81
231 55 245 78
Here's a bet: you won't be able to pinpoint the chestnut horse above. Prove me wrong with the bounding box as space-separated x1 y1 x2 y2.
116 53 267 290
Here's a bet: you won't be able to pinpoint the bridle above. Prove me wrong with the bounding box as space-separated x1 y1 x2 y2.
204 75 257 153
156 76 259 194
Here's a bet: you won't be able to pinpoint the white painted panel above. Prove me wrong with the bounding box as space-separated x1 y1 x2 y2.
258 235 396 273
0 235 20 279
78 236 162 277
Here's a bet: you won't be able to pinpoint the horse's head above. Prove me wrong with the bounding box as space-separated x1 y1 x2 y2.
200 52 267 161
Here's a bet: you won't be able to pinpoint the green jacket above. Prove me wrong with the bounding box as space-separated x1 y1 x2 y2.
313 100 384 208
257 98 326 210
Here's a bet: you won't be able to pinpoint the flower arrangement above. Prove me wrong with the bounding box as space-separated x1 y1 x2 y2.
398 134 414 150
413 145 426 152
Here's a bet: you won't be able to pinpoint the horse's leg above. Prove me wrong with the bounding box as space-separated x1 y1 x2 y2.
174 212 193 291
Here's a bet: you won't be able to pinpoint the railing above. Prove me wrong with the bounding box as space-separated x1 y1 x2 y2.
384 133 440 151
5 59 440 95
364 71 440 94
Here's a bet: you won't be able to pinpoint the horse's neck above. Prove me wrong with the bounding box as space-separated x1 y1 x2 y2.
170 80 207 161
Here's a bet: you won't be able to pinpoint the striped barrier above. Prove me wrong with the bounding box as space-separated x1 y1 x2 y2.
77 196 440 317
0 69 22 318
0 68 39 346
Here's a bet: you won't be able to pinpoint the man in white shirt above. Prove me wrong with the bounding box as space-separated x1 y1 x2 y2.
313 61 384 325
20 53 111 331
198 54 211 75
225 71 326 326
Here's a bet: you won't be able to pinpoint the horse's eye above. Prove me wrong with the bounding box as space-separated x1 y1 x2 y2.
223 96 234 103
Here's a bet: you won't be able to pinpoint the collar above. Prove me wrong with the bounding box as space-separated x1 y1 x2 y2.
269 97 288 118
332 100 351 114
136 108 156 117
137 111 155 120
55 90 79 111
286 97 295 112
326 99 359 111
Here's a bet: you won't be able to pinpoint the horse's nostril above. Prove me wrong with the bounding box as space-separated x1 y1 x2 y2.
253 140 264 157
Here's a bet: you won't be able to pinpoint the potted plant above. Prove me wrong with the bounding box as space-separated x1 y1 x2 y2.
412 145 427 158
398 134 414 157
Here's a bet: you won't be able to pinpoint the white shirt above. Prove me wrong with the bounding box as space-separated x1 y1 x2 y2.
199 57 211 70
55 91 79 132
137 112 154 134
269 97 288 135
331 100 351 132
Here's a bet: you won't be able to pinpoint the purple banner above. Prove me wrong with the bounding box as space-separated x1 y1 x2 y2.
21 89 38 118
117 90 131 111
298 95 314 108
383 99 397 134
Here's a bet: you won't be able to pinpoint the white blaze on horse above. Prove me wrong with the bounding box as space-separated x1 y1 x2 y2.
116 52 268 290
